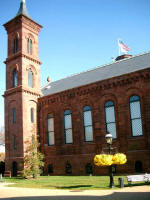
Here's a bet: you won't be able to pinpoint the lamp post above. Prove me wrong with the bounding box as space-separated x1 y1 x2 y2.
105 132 114 188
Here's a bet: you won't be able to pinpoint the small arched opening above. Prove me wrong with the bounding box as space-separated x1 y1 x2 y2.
48 164 53 174
135 161 143 173
65 163 72 174
85 163 93 175
12 161 18 177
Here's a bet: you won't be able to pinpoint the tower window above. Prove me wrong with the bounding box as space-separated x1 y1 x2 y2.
83 106 93 142
13 69 17 87
47 114 55 146
31 108 34 123
105 101 117 139
64 110 73 144
13 37 18 54
27 38 32 55
13 108 16 123
129 95 143 136
28 69 33 87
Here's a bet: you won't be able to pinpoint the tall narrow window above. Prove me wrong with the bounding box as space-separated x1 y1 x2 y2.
13 69 17 87
83 106 93 142
30 39 32 54
129 95 143 136
13 37 18 54
13 108 16 124
47 114 55 145
27 38 29 53
13 136 17 150
105 101 117 138
27 38 32 54
64 110 73 144
31 108 34 123
28 69 33 87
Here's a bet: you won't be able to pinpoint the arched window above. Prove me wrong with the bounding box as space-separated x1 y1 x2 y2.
129 95 143 136
13 37 18 54
105 101 117 139
65 163 72 174
64 110 73 144
48 164 53 174
85 163 93 175
13 69 17 87
47 114 54 146
28 69 33 87
83 106 93 142
13 108 16 124
31 108 34 123
27 38 32 54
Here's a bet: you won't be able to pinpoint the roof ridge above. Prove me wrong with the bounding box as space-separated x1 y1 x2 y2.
41 51 150 89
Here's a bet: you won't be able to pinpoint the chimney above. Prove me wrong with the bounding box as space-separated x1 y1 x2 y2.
115 54 132 61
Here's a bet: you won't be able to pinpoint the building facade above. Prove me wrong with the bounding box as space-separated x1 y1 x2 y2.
4 0 150 176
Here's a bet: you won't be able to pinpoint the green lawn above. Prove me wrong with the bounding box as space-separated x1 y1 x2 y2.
3 176 149 190
3 175 127 190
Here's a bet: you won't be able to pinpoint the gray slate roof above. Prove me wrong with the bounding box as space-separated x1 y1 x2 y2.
16 0 30 19
41 52 150 96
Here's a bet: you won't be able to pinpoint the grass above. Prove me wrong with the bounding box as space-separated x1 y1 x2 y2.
3 176 150 190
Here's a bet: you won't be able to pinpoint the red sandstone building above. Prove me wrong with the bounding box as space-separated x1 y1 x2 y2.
3 0 150 176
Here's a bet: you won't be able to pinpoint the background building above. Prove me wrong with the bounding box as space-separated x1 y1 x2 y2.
4 0 150 176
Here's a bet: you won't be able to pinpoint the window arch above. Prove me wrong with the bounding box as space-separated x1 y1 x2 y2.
30 108 34 123
27 38 32 54
47 114 55 146
64 110 73 144
28 69 33 87
13 69 17 87
13 37 18 54
129 95 143 136
105 101 117 138
83 106 93 142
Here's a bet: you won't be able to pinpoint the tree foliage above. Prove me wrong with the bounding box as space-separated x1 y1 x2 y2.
0 127 5 146
22 126 44 179
0 152 5 161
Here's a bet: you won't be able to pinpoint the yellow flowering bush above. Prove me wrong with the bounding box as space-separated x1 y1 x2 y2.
94 154 113 166
94 153 127 166
112 153 127 165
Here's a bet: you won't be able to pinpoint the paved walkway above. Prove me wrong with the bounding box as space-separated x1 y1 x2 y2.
0 183 150 200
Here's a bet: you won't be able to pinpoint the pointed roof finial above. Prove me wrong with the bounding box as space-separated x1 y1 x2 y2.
16 0 30 18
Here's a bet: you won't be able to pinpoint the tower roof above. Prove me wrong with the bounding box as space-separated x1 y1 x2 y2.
16 0 30 18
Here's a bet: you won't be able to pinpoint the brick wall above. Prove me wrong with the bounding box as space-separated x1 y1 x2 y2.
38 68 150 175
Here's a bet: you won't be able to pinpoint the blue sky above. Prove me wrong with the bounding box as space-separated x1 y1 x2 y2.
0 0 150 128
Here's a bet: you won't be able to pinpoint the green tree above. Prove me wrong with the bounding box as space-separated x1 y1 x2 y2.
22 126 44 179
0 127 5 147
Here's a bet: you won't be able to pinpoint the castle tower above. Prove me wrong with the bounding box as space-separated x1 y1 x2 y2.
3 0 42 176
